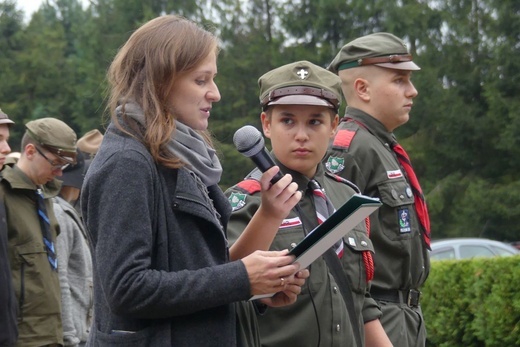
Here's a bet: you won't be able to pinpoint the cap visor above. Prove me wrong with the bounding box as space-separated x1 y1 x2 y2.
268 95 334 108
0 119 15 125
375 61 420 71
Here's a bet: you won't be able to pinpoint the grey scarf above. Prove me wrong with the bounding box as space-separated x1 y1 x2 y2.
117 102 223 187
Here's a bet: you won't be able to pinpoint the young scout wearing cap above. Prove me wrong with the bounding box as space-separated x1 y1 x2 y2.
53 150 93 347
0 109 18 347
0 117 78 346
324 32 430 347
226 61 392 347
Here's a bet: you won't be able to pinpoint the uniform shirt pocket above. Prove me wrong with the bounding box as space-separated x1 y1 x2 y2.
341 226 374 293
274 223 328 293
15 241 61 316
377 179 418 240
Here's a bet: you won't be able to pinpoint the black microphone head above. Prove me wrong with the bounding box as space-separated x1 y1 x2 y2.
233 125 264 157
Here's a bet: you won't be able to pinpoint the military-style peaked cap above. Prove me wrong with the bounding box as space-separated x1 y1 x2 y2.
328 32 420 74
0 109 14 125
25 117 77 164
259 60 342 111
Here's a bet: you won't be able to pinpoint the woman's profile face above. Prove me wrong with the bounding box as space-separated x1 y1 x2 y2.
169 51 221 130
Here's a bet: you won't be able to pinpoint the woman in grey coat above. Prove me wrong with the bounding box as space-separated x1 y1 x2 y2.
81 15 308 347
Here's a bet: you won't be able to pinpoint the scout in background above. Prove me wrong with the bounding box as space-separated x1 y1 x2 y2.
1 117 78 346
325 32 430 347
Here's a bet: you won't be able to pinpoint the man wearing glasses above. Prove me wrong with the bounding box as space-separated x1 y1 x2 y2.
0 117 77 347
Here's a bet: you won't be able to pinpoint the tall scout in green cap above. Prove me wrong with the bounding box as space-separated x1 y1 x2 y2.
324 32 430 347
0 117 78 346
226 60 392 347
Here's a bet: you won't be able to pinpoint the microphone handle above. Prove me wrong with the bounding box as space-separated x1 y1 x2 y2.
250 153 284 184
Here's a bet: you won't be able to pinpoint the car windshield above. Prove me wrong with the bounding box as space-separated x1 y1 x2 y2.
490 246 517 256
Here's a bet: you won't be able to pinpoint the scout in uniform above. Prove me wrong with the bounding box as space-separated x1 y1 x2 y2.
324 33 431 347
1 117 78 347
226 61 392 347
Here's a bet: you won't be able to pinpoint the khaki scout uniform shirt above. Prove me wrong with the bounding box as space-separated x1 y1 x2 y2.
226 160 378 347
0 165 64 347
324 107 430 346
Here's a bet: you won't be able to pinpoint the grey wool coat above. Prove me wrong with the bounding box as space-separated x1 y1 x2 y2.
81 124 252 346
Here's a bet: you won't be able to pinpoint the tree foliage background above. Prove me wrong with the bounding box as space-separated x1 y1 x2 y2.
0 0 519 242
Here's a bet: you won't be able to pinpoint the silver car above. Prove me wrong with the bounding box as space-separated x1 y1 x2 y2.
430 238 519 261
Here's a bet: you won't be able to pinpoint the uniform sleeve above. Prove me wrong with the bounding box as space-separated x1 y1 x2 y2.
362 290 382 323
331 149 369 192
224 187 262 245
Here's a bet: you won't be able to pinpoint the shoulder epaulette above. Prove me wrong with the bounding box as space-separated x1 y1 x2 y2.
332 129 357 149
325 171 361 193
235 179 261 194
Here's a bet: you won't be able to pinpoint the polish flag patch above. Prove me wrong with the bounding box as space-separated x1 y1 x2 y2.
279 217 302 229
387 169 403 179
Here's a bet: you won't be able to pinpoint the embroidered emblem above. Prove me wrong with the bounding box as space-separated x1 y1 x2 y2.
387 169 403 179
229 192 247 211
398 208 411 233
325 156 345 173
296 68 309 79
280 217 302 229
348 237 356 246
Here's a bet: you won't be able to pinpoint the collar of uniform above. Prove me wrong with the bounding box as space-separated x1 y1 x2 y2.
345 107 396 145
0 165 62 197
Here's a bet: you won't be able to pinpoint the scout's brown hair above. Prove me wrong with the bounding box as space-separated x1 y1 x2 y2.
107 15 220 169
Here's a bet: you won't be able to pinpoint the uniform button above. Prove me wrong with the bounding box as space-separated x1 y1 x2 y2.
399 194 405 199
290 243 297 249
361 241 368 247
336 324 341 332
333 286 338 294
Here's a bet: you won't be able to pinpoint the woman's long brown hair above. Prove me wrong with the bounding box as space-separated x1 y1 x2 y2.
107 15 219 169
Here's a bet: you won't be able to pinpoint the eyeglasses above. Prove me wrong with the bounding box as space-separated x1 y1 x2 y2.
35 146 69 171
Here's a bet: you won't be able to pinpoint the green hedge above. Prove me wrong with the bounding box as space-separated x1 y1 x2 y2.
422 256 520 347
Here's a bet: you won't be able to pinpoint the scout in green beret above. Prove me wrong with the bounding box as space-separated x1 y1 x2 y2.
0 117 78 346
324 32 430 347
226 60 392 347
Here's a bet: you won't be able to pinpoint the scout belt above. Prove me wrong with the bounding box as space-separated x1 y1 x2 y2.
370 287 421 307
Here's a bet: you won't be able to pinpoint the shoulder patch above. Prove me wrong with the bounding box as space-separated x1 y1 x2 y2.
229 179 261 212
228 192 247 212
236 179 261 194
332 129 357 149
324 156 345 174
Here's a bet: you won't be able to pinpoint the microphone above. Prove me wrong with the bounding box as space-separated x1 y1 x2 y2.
233 125 284 184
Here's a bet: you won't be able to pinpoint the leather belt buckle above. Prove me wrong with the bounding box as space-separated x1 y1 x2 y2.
407 289 421 307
